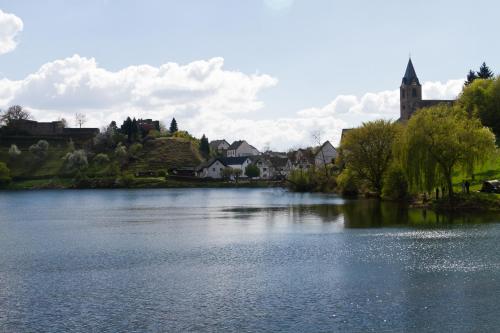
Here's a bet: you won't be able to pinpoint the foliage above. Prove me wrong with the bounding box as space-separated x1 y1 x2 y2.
120 117 140 143
338 120 399 195
0 105 32 126
477 62 494 79
199 134 210 158
336 168 359 196
114 143 127 161
221 167 234 179
8 144 21 159
402 104 496 197
245 164 260 178
464 70 478 86
94 121 123 151
29 140 50 161
93 153 110 165
129 143 143 158
382 163 408 200
63 150 88 173
0 162 11 185
459 77 500 139
169 117 178 133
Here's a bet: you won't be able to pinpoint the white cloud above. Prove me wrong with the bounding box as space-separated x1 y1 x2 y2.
0 9 23 55
0 54 465 151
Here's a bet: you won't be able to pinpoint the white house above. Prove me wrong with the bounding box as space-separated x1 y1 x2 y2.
209 139 230 154
197 158 226 179
222 157 253 177
227 140 260 157
314 141 337 166
252 156 274 179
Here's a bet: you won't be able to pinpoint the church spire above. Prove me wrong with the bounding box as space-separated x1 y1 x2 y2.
402 58 420 85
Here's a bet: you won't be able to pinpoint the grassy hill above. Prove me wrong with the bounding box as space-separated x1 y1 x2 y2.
126 137 203 174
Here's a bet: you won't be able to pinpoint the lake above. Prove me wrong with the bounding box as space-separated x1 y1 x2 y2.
0 188 499 332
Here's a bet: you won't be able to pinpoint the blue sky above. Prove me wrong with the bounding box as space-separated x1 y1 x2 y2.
0 0 498 149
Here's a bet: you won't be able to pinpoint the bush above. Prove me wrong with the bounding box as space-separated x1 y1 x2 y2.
8 144 21 159
29 140 49 161
288 169 317 192
337 168 359 196
382 164 409 200
63 150 88 173
114 143 127 161
93 153 110 165
118 173 135 187
158 170 167 178
129 143 143 158
245 164 260 178
0 162 11 185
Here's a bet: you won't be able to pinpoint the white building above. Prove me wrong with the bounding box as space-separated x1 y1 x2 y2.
197 158 226 179
314 141 337 167
223 157 253 177
209 139 230 154
227 140 260 157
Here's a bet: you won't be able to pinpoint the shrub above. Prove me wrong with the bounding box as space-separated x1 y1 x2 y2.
288 169 317 192
114 143 127 160
245 164 260 178
158 170 167 178
63 150 88 172
129 143 143 158
118 173 135 187
0 162 11 185
93 153 110 165
29 140 49 161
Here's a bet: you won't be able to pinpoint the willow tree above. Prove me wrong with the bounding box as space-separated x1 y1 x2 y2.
403 104 496 197
339 119 399 195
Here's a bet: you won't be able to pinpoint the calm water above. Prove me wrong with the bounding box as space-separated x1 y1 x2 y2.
0 188 499 332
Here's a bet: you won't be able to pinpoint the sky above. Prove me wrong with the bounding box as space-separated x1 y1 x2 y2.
0 0 498 150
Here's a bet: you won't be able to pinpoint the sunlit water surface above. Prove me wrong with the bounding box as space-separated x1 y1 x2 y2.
0 188 499 332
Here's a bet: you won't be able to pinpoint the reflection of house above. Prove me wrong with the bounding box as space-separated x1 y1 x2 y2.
209 139 230 154
227 140 260 157
314 141 337 166
8 119 99 139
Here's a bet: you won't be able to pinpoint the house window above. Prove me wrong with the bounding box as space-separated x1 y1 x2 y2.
263 168 267 172
412 88 417 97
212 168 215 172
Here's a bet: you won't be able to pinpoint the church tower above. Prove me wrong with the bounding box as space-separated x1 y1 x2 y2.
400 58 422 121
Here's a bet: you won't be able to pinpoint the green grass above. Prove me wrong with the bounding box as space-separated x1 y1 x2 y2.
452 149 500 193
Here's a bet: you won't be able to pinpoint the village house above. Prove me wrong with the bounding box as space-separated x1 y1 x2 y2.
227 140 260 157
209 139 230 155
196 158 226 179
251 156 275 179
314 141 337 166
269 156 292 178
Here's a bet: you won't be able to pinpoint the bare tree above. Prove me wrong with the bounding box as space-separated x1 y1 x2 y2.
0 105 33 125
75 113 87 128
312 130 330 179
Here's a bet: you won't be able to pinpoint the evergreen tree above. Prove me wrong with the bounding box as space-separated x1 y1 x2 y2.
120 117 133 142
169 118 178 133
464 70 477 86
131 118 139 142
199 134 210 158
477 62 494 79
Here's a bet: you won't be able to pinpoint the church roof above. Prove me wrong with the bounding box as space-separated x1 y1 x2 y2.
402 58 420 85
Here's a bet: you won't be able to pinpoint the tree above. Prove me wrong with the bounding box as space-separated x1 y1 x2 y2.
338 120 399 195
465 70 478 86
477 62 494 79
222 167 234 180
8 144 21 159
29 140 49 161
403 104 496 197
93 153 110 165
245 164 260 178
120 117 133 142
199 134 210 158
169 118 178 133
459 77 500 139
63 150 88 173
0 105 32 126
58 117 68 128
75 113 87 128
0 162 11 186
